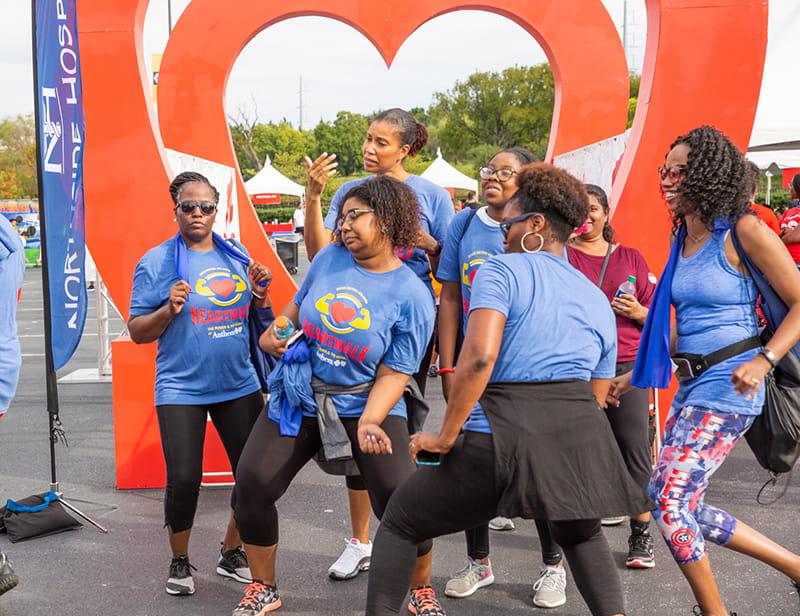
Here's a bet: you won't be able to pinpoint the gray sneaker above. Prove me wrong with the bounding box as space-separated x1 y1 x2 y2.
488 516 515 531
444 558 494 598
531 564 567 608
0 552 19 596
166 556 196 596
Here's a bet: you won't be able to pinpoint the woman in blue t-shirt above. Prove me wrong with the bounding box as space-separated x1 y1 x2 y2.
230 176 445 616
304 107 453 583
437 147 571 609
365 163 651 616
634 126 800 616
128 172 273 597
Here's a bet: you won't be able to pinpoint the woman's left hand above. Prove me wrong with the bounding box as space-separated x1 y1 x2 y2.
731 356 771 398
611 293 647 322
249 260 272 291
357 422 393 455
409 431 452 463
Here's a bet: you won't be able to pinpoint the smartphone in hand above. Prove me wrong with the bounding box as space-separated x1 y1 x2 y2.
415 449 441 466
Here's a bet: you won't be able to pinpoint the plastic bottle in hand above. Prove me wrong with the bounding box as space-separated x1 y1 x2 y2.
274 315 296 339
615 275 636 298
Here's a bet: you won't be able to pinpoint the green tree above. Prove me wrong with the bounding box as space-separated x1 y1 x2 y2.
428 64 555 162
627 71 641 128
313 111 369 176
0 115 36 198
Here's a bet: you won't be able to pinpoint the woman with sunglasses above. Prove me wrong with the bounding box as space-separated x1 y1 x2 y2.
365 163 651 616
566 184 657 568
437 148 571 609
304 108 453 585
128 171 273 597
632 126 800 616
230 175 444 616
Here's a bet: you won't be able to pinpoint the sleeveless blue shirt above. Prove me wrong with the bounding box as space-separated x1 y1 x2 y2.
671 230 763 414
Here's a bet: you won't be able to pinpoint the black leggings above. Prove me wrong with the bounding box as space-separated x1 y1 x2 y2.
605 361 652 491
366 432 624 616
464 520 561 564
156 390 263 533
234 411 431 557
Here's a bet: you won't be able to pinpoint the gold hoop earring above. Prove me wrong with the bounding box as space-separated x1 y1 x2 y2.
521 232 544 254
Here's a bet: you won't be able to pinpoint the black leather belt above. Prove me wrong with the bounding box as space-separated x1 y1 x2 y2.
671 336 761 382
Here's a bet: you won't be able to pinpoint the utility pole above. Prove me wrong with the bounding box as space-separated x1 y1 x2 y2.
167 0 173 33
298 76 304 131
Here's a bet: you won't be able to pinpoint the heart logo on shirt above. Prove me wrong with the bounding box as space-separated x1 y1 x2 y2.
330 301 357 323
209 278 235 298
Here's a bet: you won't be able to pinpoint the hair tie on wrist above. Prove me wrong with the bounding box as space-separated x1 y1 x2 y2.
437 368 455 375
251 289 265 300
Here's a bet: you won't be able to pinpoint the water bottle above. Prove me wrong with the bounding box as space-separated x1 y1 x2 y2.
274 315 296 339
615 275 636 298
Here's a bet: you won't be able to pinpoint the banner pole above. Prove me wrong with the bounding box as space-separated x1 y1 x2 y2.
30 0 107 533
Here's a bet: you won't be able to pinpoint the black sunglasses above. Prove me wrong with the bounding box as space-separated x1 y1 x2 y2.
175 200 218 215
500 212 542 238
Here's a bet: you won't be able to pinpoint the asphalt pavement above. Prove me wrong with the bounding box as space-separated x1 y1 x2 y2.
1 243 800 615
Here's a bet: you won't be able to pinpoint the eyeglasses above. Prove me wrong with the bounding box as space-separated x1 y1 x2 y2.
657 165 687 182
174 200 218 215
336 208 375 231
479 167 517 182
500 212 542 238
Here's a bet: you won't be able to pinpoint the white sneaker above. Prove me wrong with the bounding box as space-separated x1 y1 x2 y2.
531 564 567 608
328 538 372 580
488 516 515 531
444 558 495 598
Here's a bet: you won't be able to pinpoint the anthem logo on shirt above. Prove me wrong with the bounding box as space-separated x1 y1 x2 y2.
194 267 248 307
314 287 371 334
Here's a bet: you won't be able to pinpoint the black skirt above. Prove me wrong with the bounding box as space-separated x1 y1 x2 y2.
480 379 654 521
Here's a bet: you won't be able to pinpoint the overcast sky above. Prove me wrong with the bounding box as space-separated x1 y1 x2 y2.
0 2 796 136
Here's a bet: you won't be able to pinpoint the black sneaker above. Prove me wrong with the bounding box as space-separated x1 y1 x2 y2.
0 552 19 596
626 530 655 569
166 555 197 596
217 545 253 583
692 606 737 615
407 585 447 615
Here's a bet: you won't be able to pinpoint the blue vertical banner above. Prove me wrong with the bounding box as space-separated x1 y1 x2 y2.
34 0 87 370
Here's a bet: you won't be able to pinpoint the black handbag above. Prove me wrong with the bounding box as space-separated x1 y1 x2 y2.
731 226 800 476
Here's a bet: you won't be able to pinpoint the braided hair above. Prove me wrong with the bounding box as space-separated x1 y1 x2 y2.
339 176 420 248
669 125 749 228
169 171 220 205
584 184 614 242
373 108 428 158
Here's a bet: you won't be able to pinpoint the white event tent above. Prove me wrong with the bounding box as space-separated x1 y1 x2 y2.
244 155 305 197
420 148 478 193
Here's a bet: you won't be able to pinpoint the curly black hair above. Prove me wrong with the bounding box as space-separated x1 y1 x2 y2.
743 160 761 199
168 171 220 204
338 176 420 249
509 163 589 243
668 126 749 228
585 183 614 243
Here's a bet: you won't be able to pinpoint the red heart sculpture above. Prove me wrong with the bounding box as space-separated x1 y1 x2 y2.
209 278 236 298
330 301 357 323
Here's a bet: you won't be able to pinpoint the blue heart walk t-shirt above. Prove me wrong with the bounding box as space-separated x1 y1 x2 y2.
437 206 503 433
295 243 435 419
129 237 260 406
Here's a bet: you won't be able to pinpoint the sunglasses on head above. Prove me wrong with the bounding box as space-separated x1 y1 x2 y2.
175 200 218 215
500 212 542 238
657 165 687 182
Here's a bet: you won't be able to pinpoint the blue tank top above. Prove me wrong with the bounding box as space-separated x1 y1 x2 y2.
671 230 763 414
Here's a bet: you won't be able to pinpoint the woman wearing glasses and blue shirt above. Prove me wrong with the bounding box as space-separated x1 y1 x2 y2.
366 163 650 616
436 148 571 609
128 171 273 598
